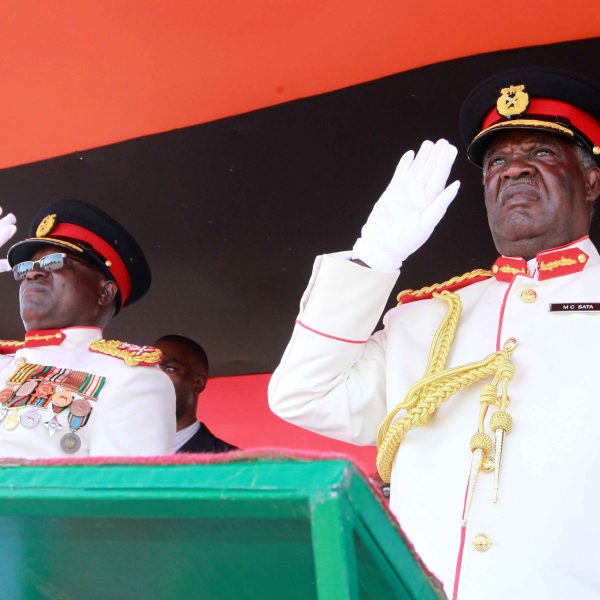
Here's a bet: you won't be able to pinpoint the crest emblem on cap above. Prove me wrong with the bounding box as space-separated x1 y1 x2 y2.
36 214 57 237
496 84 530 118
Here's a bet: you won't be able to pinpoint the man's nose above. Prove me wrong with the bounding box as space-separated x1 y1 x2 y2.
500 156 535 179
25 265 48 280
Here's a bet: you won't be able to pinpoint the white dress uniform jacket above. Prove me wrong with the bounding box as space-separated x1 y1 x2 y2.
269 236 600 599
0 327 175 457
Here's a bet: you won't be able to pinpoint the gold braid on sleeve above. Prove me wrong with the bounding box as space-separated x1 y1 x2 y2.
376 290 516 491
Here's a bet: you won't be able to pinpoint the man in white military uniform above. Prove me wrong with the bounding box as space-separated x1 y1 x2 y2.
269 68 600 598
0 200 175 457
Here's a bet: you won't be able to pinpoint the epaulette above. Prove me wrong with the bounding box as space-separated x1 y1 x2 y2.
397 268 494 305
0 340 25 355
89 339 162 366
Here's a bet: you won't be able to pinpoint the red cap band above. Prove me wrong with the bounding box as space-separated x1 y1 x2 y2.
482 98 600 146
49 222 132 304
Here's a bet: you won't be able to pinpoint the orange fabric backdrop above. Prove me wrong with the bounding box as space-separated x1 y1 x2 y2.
0 1 598 168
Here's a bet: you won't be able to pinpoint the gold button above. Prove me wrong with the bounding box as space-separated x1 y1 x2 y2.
492 264 499 273
520 288 537 303
578 253 587 264
14 357 26 368
472 533 492 552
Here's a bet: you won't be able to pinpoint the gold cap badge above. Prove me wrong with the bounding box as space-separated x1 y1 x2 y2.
496 84 530 118
36 214 57 237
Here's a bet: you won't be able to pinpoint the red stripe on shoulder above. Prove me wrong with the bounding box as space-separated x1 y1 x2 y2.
0 340 25 354
397 269 493 305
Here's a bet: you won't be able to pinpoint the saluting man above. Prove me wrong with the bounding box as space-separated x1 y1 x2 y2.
269 68 600 599
0 200 175 457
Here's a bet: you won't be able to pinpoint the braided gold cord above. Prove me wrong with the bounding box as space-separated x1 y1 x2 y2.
0 340 24 348
396 268 493 303
376 290 516 483
424 292 462 376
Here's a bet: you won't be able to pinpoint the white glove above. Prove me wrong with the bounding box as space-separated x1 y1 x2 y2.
352 139 460 273
0 207 17 273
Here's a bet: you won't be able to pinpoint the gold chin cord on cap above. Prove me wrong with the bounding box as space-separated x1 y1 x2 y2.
376 291 516 522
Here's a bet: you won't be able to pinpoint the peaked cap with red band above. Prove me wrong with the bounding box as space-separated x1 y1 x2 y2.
459 67 600 167
7 200 151 310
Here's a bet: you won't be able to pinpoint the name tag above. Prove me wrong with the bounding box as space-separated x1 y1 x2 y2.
549 303 600 312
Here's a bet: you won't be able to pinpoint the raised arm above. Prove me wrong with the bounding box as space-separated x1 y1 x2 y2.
269 139 460 445
0 207 17 273
352 138 459 272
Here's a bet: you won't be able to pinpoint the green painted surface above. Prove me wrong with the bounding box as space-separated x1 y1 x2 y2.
0 459 443 600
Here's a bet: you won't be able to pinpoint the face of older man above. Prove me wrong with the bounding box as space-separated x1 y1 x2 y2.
483 130 600 259
19 246 115 331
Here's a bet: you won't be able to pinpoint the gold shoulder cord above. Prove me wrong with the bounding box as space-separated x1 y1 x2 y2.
376 290 516 522
396 268 493 303
0 341 24 348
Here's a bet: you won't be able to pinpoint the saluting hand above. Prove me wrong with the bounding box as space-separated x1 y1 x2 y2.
0 207 17 273
352 139 460 272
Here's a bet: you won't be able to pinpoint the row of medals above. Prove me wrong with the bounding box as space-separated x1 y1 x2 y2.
0 379 93 454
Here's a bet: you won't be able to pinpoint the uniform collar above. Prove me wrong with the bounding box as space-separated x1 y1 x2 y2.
491 236 598 283
23 327 103 349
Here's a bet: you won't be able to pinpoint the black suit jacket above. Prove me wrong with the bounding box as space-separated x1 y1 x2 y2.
177 422 238 454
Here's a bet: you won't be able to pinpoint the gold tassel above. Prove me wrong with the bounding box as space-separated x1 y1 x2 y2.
490 409 513 502
464 432 492 524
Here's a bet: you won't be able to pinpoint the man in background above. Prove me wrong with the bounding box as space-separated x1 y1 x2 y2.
154 335 237 453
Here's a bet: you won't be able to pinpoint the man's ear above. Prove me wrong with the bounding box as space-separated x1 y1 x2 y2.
193 373 207 396
98 280 119 307
584 166 600 204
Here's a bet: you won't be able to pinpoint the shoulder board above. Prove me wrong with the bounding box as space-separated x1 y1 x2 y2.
397 268 494 305
89 339 162 366
0 340 25 355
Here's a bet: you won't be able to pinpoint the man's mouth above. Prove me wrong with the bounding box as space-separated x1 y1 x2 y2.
21 283 49 297
500 183 539 207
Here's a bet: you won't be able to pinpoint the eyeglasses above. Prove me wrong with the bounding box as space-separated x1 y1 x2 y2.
13 253 68 280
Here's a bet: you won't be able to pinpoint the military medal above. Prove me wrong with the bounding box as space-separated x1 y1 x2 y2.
16 380 38 396
44 416 64 437
35 382 55 398
20 410 41 429
3 409 20 431
0 389 14 422
51 389 73 408
60 432 81 454
70 399 91 417
0 388 15 404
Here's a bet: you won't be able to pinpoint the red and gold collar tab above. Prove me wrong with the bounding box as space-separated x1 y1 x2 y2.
491 257 527 282
536 247 588 281
492 247 589 282
24 329 66 348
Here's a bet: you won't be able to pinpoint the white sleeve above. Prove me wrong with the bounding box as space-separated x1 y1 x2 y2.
87 364 176 456
268 253 398 446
